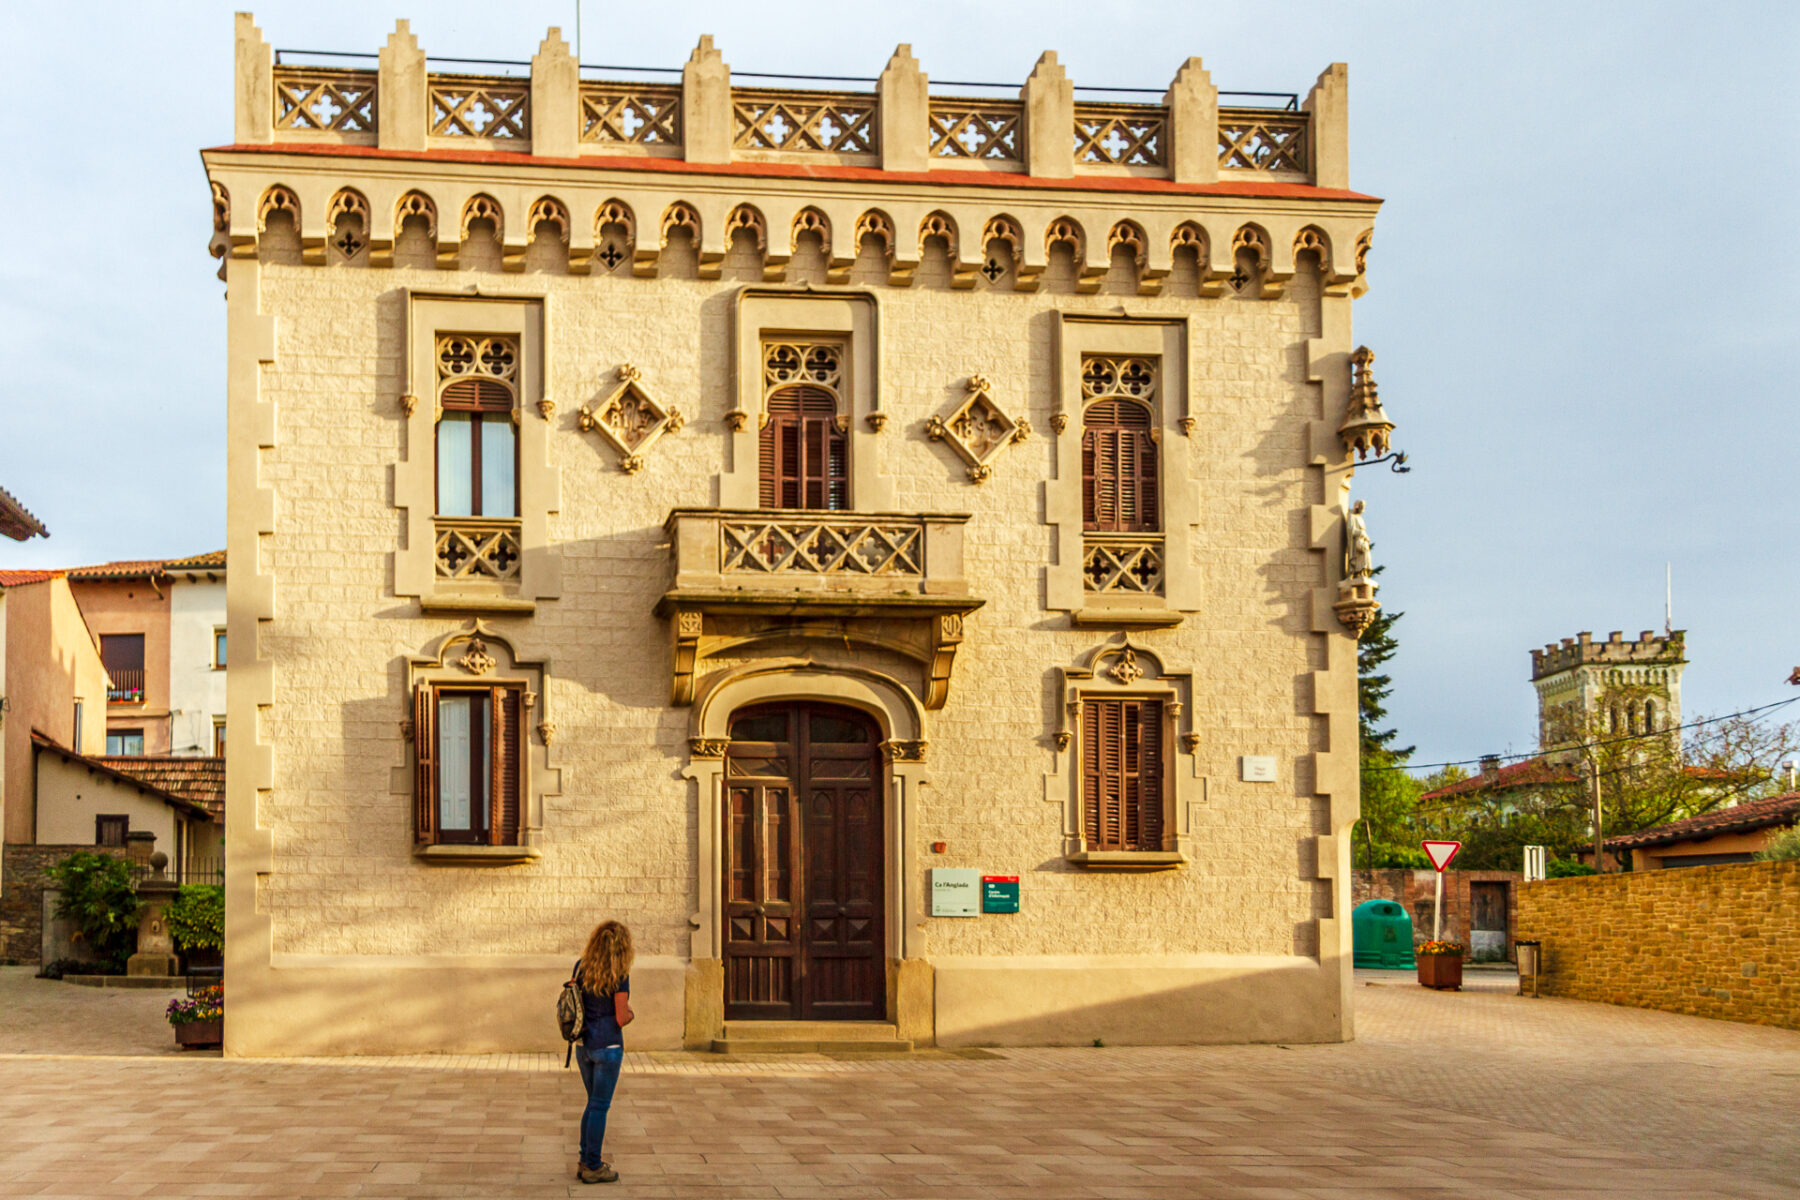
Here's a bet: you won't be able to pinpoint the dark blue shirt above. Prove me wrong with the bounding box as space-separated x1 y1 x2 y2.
574 964 629 1050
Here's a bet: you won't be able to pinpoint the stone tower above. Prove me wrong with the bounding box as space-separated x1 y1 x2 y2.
1530 630 1686 756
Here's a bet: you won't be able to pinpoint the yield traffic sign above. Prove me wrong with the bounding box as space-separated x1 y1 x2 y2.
1422 840 1462 872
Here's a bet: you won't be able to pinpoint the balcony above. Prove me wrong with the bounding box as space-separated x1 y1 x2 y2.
106 669 145 705
434 517 521 582
656 509 983 709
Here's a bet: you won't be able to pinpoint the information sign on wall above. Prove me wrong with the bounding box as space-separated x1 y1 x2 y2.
981 875 1020 913
930 868 980 917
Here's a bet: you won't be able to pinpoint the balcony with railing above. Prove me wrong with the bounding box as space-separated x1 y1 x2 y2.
106 669 145 705
434 517 522 583
242 18 1342 187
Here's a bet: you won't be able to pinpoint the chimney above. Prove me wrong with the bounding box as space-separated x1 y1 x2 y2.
1480 755 1501 776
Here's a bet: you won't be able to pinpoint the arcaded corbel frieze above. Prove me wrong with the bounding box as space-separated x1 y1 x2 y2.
1304 63 1350 191
1163 57 1217 185
234 14 273 144
877 45 930 173
681 35 732 165
530 28 580 159
1021 52 1075 179
377 20 428 153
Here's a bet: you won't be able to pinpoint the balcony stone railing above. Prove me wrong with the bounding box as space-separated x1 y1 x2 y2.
434 517 522 582
242 19 1344 186
661 508 972 607
1083 533 1165 595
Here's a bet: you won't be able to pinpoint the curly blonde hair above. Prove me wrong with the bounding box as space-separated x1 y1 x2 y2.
577 920 634 995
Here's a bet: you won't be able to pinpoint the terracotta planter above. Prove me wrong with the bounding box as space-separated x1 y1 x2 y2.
1417 954 1464 991
174 1018 222 1049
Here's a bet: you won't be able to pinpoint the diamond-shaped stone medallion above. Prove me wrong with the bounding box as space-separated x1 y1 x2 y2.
577 364 685 474
925 374 1030 484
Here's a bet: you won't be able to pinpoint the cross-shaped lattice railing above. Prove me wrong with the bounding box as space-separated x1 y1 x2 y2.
732 90 877 154
274 68 378 133
580 84 682 145
928 101 1023 162
1073 105 1166 167
722 519 925 575
1083 534 1165 593
1217 109 1309 172
430 79 530 140
435 518 523 580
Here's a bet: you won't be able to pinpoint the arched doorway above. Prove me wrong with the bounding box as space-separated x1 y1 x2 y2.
723 701 884 1020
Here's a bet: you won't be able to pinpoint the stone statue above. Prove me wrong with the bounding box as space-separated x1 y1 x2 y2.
1345 499 1373 581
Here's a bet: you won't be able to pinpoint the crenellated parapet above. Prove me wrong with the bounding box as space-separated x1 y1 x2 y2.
1531 629 1688 680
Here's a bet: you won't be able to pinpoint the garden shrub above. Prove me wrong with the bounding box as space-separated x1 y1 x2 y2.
43 851 141 973
1754 825 1800 862
165 885 224 952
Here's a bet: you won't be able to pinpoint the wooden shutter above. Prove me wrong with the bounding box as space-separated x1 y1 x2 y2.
1081 401 1159 533
760 386 846 511
490 686 522 846
440 377 512 412
413 685 437 844
1082 697 1164 852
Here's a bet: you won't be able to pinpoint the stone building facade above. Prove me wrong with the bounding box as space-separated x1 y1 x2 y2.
207 15 1386 1054
1531 629 1686 756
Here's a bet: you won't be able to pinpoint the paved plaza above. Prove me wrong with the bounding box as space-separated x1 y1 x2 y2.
1 967 1796 1199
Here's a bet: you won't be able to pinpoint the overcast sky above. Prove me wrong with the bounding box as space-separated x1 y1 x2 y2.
2 1 1795 765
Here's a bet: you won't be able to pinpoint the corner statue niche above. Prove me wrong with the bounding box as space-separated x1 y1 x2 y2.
925 375 1030 483
578 364 685 474
1334 498 1380 638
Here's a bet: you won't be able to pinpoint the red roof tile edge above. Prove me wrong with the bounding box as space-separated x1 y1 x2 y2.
205 143 1382 204
1604 792 1800 850
29 734 217 820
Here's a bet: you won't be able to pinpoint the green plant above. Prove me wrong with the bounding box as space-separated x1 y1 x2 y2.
165 885 224 952
1754 825 1800 862
44 852 141 973
1547 858 1596 879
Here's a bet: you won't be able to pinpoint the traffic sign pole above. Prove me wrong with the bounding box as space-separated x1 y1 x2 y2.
1433 870 1444 940
1420 841 1463 944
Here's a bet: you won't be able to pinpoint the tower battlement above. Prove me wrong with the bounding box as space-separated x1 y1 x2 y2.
1530 629 1686 681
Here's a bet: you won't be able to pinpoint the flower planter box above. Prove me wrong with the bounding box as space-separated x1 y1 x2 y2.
1417 954 1464 991
174 1018 222 1049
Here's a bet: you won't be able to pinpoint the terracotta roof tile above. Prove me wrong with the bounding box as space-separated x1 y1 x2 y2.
1605 792 1800 850
0 569 61 587
164 550 226 571
94 756 225 818
65 551 226 580
1419 757 1579 801
0 485 49 541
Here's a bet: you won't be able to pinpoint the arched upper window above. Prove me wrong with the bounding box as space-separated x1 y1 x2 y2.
435 335 518 518
760 385 846 510
1082 399 1159 532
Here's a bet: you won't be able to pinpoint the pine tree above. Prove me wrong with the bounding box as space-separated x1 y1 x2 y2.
1356 570 1421 867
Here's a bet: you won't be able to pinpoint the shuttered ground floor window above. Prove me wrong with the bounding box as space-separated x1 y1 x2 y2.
413 684 523 845
1081 697 1166 852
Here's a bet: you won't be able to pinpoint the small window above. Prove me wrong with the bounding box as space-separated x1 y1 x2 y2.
213 720 227 757
413 684 523 846
72 701 83 752
101 634 146 704
214 628 228 669
95 815 129 847
1080 355 1161 534
1080 698 1165 852
759 387 847 510
106 729 145 756
435 335 519 519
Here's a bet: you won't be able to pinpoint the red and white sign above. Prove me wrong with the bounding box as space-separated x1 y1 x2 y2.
1422 840 1462 872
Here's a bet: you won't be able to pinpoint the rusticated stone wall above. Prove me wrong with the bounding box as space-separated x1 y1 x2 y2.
1 844 108 964
1516 860 1800 1030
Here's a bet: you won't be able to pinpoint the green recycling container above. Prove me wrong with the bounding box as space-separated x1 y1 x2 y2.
1352 898 1417 969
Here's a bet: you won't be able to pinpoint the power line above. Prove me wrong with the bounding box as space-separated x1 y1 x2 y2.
1365 695 1800 776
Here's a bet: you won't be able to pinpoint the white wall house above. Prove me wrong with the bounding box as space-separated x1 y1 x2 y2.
165 553 227 756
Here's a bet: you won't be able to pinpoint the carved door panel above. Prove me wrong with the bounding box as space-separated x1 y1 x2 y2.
723 703 884 1021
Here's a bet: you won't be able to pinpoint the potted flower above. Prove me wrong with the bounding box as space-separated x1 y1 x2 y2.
1416 940 1465 991
167 984 223 1048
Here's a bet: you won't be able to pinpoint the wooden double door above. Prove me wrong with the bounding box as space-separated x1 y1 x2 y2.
723 702 885 1020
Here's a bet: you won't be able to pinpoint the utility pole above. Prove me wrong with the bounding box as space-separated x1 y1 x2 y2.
1590 759 1605 872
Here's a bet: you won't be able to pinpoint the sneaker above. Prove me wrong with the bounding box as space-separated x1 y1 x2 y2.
577 1162 618 1184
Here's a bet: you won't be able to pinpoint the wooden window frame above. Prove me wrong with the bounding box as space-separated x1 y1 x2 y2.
759 384 849 511
213 628 228 670
101 634 146 704
95 815 129 848
413 682 523 847
1079 696 1166 852
106 728 145 756
1081 398 1160 533
434 367 519 519
213 718 227 757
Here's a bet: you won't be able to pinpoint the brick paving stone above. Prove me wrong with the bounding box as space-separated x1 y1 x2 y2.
0 968 1797 1197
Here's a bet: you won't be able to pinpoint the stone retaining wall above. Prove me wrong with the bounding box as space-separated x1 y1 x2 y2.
1517 860 1800 1030
1 844 108 964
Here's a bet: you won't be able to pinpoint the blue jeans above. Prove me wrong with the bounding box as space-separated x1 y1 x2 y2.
575 1044 623 1170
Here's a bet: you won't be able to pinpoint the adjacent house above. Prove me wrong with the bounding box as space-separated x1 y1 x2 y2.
1601 792 1798 869
207 16 1388 1054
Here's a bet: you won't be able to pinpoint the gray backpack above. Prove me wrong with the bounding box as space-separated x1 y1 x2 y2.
557 974 585 1067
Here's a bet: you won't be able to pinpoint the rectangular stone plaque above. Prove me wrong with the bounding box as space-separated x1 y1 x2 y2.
930 867 980 917
1240 755 1277 782
982 875 1020 914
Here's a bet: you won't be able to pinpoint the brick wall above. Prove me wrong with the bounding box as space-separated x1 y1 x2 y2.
0 844 107 964
1352 869 1521 961
1517 860 1800 1031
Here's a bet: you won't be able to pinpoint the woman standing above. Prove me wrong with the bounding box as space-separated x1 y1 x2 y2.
572 920 634 1184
